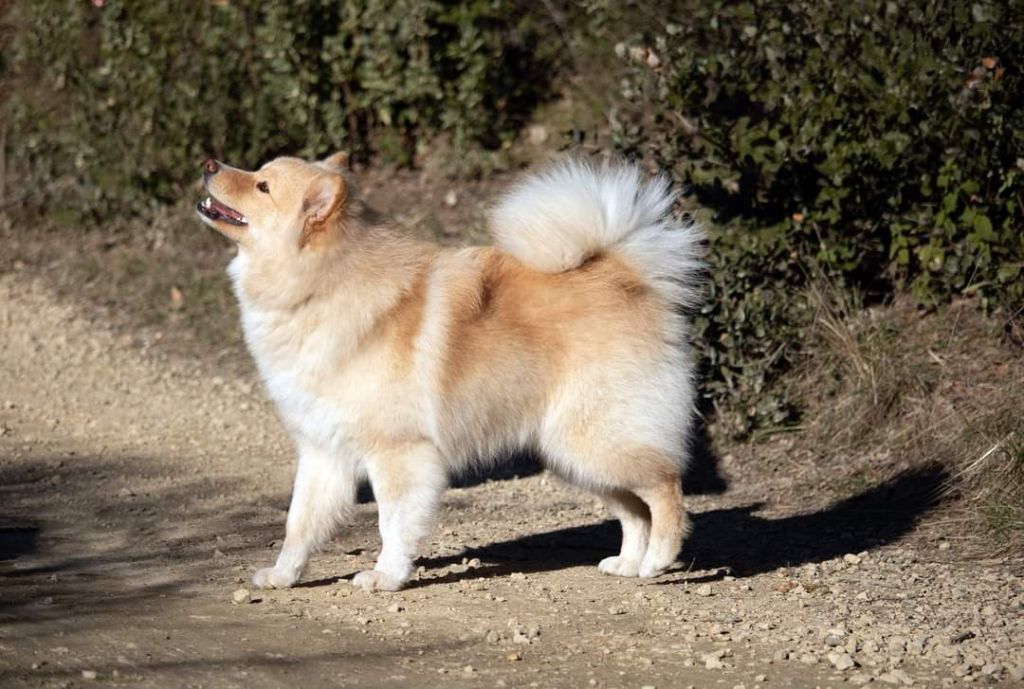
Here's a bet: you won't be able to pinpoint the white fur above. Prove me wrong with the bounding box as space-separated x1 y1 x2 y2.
490 158 705 307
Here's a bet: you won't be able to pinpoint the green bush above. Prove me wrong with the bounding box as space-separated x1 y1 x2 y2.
614 0 1023 432
4 0 551 216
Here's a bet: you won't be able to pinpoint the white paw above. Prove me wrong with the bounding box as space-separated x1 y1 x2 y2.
252 566 299 589
352 568 404 592
637 556 672 578
598 555 641 577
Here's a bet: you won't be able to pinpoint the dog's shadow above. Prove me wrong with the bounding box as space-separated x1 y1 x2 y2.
407 463 945 588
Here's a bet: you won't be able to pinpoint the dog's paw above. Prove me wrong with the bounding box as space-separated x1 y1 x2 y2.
352 568 404 592
637 557 672 578
598 556 641 577
252 566 299 590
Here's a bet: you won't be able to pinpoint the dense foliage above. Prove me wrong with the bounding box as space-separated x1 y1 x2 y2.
5 0 551 216
614 0 1024 431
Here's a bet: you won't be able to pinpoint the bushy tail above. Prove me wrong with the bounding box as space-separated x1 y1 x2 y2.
489 158 705 308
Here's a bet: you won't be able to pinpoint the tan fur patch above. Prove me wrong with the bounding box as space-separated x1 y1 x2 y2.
440 250 662 396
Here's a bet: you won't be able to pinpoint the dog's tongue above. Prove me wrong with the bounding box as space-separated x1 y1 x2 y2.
210 198 245 222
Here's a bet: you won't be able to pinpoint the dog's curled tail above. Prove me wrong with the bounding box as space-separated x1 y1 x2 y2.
489 158 705 308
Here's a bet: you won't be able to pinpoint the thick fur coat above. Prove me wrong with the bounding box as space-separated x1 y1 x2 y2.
196 153 704 591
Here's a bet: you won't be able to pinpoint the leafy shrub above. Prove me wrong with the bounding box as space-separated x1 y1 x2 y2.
4 0 551 217
614 0 1023 432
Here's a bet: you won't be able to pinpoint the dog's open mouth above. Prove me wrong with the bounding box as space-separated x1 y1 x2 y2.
197 196 248 226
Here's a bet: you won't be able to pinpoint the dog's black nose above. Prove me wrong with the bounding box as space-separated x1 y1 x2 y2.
203 158 220 178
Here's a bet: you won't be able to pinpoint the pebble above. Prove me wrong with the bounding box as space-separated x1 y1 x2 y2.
843 554 862 565
879 669 914 685
695 584 713 597
387 603 404 613
754 675 766 683
81 670 98 680
827 650 857 670
231 588 252 605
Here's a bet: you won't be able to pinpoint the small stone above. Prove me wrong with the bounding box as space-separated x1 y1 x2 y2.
81 670 98 680
387 603 404 613
754 675 767 683
118 487 134 498
641 685 656 689
463 665 475 673
695 584 713 597
938 541 950 551
444 191 458 207
505 652 521 662
231 588 252 605
608 606 626 615
843 553 862 565
510 571 526 580
827 651 857 671
879 669 914 685
798 653 819 665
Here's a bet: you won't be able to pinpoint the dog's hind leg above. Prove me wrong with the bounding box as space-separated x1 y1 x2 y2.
252 440 357 589
597 489 651 577
353 442 447 592
635 473 689 577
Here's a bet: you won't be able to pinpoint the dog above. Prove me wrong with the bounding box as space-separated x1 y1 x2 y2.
196 152 705 591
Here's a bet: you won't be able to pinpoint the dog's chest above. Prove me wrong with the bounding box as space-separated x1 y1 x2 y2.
239 305 417 449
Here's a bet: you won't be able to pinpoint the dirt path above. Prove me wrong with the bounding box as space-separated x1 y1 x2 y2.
1 273 1021 689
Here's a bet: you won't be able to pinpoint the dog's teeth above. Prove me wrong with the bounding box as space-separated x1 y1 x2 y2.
203 197 212 209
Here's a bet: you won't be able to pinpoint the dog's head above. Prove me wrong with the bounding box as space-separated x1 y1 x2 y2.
196 151 351 252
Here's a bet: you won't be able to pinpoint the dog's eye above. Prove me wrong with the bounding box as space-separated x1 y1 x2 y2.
256 181 270 194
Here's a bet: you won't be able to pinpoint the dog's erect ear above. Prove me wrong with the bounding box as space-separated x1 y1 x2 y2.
299 172 347 249
320 150 350 171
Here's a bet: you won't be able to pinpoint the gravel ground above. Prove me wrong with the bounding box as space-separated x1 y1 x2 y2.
1 273 1022 689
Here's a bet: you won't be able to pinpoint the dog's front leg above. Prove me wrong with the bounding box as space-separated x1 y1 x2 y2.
252 440 357 589
352 442 446 592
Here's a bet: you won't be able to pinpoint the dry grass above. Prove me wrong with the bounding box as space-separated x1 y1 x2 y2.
791 280 1024 552
943 400 1024 553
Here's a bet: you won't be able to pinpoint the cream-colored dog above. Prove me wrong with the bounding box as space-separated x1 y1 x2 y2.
196 153 704 591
